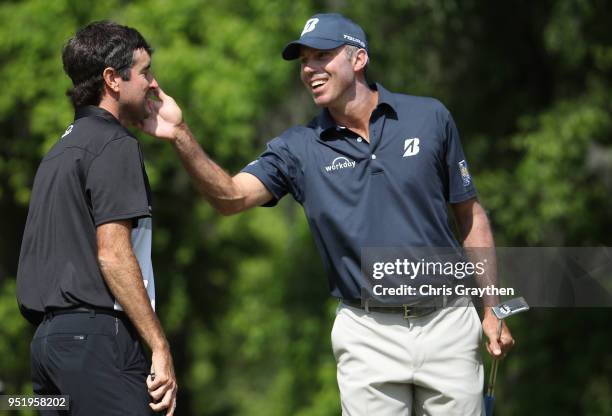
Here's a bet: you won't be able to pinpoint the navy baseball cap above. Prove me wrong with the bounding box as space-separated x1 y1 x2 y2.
282 13 368 60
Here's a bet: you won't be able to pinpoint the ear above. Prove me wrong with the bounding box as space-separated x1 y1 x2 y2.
102 67 121 93
353 49 369 72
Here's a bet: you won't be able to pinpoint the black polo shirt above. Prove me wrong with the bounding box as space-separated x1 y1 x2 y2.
16 106 155 324
242 83 477 300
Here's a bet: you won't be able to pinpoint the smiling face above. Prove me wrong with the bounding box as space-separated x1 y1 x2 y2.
299 45 358 108
118 48 158 124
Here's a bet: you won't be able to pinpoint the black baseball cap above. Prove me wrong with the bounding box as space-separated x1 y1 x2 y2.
282 13 368 60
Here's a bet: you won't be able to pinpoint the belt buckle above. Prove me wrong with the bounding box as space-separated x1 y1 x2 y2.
403 305 411 319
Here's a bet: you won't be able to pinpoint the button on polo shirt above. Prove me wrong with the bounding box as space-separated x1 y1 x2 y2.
242 83 477 300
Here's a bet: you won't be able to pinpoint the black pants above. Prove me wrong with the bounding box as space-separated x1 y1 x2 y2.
30 311 153 415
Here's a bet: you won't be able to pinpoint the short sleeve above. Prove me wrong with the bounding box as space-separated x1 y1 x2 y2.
444 112 478 203
241 137 303 207
86 137 151 225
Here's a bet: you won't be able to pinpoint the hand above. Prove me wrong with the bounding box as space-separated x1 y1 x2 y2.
138 86 184 140
147 346 178 415
482 309 515 359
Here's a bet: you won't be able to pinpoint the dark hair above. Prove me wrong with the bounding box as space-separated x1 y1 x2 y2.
62 21 153 108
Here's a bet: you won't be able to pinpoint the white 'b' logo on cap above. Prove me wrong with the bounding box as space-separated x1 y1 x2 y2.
301 18 319 36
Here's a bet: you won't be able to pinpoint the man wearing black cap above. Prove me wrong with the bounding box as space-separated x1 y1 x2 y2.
16 21 176 415
141 13 514 415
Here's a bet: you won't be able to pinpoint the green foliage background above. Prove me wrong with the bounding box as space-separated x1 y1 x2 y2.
1 0 612 414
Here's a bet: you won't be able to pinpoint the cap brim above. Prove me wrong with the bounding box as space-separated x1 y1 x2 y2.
281 38 345 60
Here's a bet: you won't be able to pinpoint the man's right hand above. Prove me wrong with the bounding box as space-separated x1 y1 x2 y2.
139 86 184 141
147 345 178 415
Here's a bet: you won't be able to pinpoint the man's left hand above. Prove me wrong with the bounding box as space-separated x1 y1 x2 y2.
482 309 515 358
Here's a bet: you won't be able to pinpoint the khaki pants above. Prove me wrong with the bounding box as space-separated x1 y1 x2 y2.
331 297 484 416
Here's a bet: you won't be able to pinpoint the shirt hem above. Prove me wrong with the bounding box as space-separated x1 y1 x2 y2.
240 169 282 207
449 190 478 204
94 210 151 227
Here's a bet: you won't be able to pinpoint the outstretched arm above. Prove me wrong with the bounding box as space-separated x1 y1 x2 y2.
138 87 272 215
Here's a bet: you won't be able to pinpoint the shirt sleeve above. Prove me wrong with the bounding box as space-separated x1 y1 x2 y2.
86 136 151 226
444 111 478 203
240 137 303 207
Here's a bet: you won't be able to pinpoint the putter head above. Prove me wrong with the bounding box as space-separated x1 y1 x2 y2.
492 296 529 320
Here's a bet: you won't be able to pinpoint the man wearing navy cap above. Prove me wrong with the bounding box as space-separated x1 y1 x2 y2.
141 13 514 415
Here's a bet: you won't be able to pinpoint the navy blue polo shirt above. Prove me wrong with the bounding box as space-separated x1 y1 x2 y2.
242 83 477 300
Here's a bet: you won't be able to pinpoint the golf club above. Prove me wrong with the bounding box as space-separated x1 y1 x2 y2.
484 296 529 416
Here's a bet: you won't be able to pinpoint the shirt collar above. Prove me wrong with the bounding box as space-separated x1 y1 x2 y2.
313 83 398 140
75 105 121 124
374 83 398 117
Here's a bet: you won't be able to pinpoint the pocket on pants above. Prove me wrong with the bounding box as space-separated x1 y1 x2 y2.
47 333 119 373
45 333 91 373
469 305 483 344
330 308 345 360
